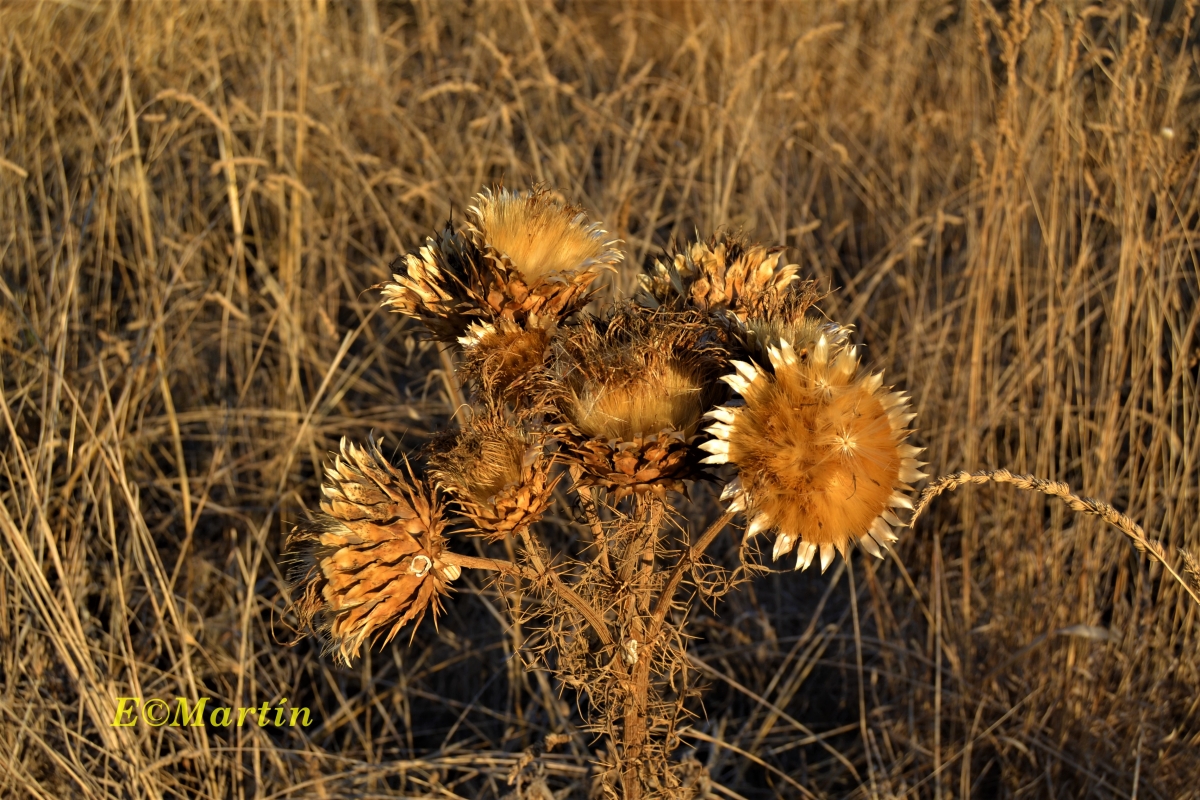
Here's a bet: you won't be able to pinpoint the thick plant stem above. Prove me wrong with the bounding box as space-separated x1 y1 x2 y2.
440 550 613 646
622 648 651 799
617 508 735 797
619 497 664 799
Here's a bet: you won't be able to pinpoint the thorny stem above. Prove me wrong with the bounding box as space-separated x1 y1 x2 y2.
440 550 614 646
440 552 526 577
648 509 736 640
451 501 732 799
572 469 612 575
619 497 666 800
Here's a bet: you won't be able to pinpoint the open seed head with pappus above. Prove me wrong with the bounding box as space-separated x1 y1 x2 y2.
545 306 731 500
378 185 622 342
425 412 559 541
700 333 927 573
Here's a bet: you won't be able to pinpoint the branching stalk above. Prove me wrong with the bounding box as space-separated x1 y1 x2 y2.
649 509 736 638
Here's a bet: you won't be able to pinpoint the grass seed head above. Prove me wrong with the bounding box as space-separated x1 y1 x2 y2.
701 335 926 572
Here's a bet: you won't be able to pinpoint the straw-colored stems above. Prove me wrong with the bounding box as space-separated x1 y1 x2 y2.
911 469 1200 607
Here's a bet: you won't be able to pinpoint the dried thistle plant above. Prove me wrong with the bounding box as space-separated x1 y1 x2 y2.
285 185 1191 798
286 185 918 797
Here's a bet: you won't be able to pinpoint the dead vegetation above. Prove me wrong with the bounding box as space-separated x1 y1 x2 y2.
2 1 1199 798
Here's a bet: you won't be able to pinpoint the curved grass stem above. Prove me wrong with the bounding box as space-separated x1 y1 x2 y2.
911 468 1200 607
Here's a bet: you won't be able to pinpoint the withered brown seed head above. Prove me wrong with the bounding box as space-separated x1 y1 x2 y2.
426 415 559 540
427 418 529 504
467 185 623 282
377 224 491 341
638 232 811 320
741 315 848 364
285 438 460 664
567 359 706 442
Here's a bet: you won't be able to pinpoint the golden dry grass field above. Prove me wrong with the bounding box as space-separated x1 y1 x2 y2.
2 1 1199 797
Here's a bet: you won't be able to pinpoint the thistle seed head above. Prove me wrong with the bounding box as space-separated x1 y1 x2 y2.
638 232 812 321
467 185 623 282
548 307 728 498
550 307 726 442
701 335 926 572
284 437 458 664
378 224 490 341
457 318 554 404
426 414 558 540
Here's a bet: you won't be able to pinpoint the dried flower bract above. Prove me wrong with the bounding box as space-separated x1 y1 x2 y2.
638 233 809 320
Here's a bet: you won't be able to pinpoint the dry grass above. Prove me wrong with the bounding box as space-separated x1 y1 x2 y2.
1 0 1198 797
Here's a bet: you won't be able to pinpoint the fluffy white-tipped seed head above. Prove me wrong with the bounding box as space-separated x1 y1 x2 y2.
705 337 922 569
468 186 622 281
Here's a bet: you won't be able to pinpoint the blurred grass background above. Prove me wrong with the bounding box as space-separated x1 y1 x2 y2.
2 0 1198 797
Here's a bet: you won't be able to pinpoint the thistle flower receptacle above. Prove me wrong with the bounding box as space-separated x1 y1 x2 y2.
284 438 460 664
457 318 553 403
700 336 926 572
427 416 558 540
637 233 809 320
550 308 727 499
